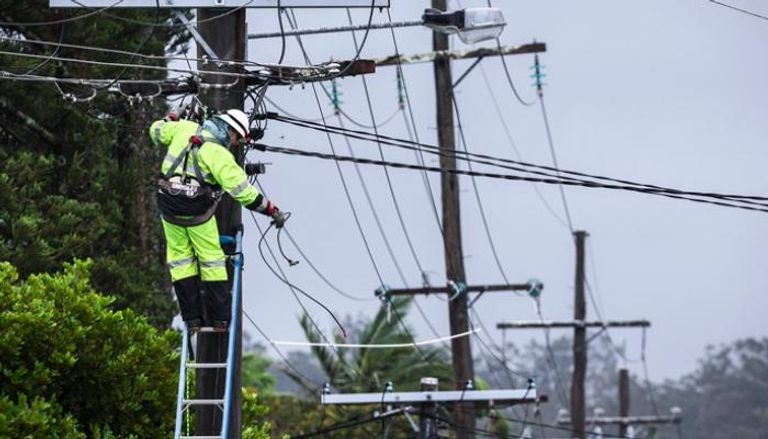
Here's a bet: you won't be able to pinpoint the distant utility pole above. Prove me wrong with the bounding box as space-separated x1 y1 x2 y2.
619 368 630 437
429 0 474 436
194 8 247 438
497 231 652 439
572 230 588 438
557 368 683 436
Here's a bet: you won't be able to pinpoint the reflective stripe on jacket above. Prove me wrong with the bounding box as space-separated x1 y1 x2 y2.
149 119 260 206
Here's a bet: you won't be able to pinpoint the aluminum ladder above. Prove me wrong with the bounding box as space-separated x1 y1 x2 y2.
173 232 243 439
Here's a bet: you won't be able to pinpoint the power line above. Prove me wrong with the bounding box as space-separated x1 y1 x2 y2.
269 115 768 205
282 229 376 303
273 328 479 348
0 48 251 78
708 0 768 21
258 225 347 337
385 8 444 234
258 143 768 213
0 0 124 27
452 91 512 285
69 0 256 28
345 8 428 283
283 9 387 288
242 310 322 390
477 62 569 228
538 80 576 233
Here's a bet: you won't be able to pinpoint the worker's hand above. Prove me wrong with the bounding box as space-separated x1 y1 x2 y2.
163 112 179 122
271 210 288 229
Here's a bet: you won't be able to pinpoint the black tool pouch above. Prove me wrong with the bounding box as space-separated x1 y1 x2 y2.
157 128 221 226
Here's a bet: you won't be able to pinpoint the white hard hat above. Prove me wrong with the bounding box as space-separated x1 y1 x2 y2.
216 109 250 139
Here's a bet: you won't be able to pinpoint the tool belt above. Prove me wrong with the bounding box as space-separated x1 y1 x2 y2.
157 127 222 227
157 177 221 226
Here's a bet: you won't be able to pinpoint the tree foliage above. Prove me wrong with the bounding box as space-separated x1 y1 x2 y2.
0 394 85 439
289 296 452 394
0 261 179 438
655 338 768 439
0 0 191 326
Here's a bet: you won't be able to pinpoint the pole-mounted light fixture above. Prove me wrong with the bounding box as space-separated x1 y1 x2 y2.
422 7 507 44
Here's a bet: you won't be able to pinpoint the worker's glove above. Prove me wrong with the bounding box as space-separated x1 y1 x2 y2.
163 112 179 122
271 210 288 229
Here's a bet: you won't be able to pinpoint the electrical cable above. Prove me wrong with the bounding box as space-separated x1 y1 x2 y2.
283 9 389 289
640 327 661 417
273 328 479 348
452 91 512 284
270 114 768 205
93 0 163 91
336 114 412 289
532 297 571 408
386 8 443 234
20 23 65 76
290 408 407 439
259 143 768 213
282 13 448 359
468 308 532 386
69 0 256 28
0 48 253 78
253 215 347 338
338 106 402 131
285 1 377 81
249 184 369 387
0 34 281 70
495 36 537 107
282 229 376 303
539 90 576 232
276 0 286 64
344 8 428 284
265 96 326 122
491 413 639 439
242 311 323 392
0 0 124 27
708 0 768 21
250 175 374 303
478 62 569 228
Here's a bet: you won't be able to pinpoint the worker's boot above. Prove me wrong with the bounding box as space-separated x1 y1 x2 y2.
203 280 231 332
173 276 203 330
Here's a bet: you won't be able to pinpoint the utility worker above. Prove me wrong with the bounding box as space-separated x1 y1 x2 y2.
149 108 285 331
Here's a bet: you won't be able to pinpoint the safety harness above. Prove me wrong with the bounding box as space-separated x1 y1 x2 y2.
157 127 223 227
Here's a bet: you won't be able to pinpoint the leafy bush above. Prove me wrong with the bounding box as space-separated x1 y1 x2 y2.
0 261 179 438
0 394 85 439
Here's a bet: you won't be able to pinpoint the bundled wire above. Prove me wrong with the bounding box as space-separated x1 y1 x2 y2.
254 218 347 338
263 115 768 213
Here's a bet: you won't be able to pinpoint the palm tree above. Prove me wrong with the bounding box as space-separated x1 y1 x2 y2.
288 296 453 393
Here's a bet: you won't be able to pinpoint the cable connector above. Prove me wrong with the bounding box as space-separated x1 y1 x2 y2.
253 111 279 120
245 162 267 176
448 280 468 301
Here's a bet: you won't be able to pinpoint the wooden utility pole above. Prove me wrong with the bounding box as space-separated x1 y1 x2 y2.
619 368 630 437
194 8 247 438
571 230 588 439
431 0 474 436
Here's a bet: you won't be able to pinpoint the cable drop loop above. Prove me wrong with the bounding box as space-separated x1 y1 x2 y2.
276 215 299 267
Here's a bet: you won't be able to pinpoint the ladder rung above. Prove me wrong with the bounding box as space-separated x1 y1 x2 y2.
187 362 228 369
195 327 228 333
183 399 224 406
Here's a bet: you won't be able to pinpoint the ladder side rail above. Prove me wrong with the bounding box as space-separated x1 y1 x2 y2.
220 230 244 439
174 325 191 439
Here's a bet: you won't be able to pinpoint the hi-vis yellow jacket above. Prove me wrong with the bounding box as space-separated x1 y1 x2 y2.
149 119 260 207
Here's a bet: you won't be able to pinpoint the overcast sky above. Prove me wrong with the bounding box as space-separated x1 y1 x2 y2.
223 0 768 387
